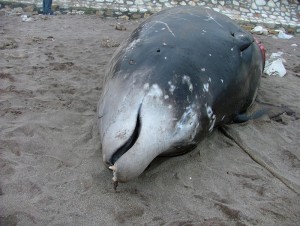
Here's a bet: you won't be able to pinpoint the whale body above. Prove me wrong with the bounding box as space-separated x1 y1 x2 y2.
97 6 265 183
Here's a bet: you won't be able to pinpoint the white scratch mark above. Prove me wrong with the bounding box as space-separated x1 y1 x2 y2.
164 57 167 60
201 68 206 72
203 83 209 92
205 10 223 28
220 79 224 83
209 115 216 132
182 75 193 92
208 77 211 82
153 21 175 37
168 81 176 95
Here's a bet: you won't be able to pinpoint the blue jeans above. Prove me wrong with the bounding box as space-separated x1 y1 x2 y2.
43 0 53 15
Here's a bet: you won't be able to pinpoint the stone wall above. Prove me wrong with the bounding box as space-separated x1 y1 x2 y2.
3 0 300 31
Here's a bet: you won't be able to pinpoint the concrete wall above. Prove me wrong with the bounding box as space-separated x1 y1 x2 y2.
3 0 300 31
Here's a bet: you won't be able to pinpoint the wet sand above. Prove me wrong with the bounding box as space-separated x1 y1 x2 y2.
0 14 299 225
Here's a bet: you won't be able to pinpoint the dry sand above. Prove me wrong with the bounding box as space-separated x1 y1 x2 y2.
0 14 299 225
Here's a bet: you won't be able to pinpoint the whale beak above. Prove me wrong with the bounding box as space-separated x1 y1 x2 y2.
101 98 173 183
101 102 199 183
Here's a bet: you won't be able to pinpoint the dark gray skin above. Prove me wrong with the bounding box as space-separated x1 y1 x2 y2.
98 6 265 184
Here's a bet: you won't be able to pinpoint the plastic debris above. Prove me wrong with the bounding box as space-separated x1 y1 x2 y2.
21 15 32 22
264 52 286 77
251 26 268 35
276 30 293 39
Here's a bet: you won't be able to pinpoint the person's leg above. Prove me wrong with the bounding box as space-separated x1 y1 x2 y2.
44 0 53 15
48 0 53 15
43 0 46 15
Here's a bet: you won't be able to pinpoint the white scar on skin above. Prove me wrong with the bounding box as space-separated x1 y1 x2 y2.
168 81 176 94
206 104 216 132
203 83 209 92
182 75 193 92
153 21 176 37
148 84 163 98
205 10 223 28
143 83 150 90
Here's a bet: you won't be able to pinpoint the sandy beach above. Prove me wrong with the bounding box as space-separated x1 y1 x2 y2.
0 13 300 225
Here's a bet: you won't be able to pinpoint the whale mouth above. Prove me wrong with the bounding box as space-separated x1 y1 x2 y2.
109 105 142 165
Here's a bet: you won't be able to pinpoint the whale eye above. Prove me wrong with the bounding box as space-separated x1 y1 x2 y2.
156 49 161 53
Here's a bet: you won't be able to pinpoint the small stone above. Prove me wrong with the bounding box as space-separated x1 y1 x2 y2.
24 5 35 12
104 9 113 16
139 8 148 13
131 13 141 19
251 3 257 9
115 24 126 30
52 4 59 11
12 7 23 15
233 0 239 6
264 21 276 29
128 7 137 12
136 0 144 5
255 0 266 6
188 1 196 6
267 0 276 7
240 7 249 13
119 7 128 12
119 15 129 20
280 6 286 12
101 38 120 48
